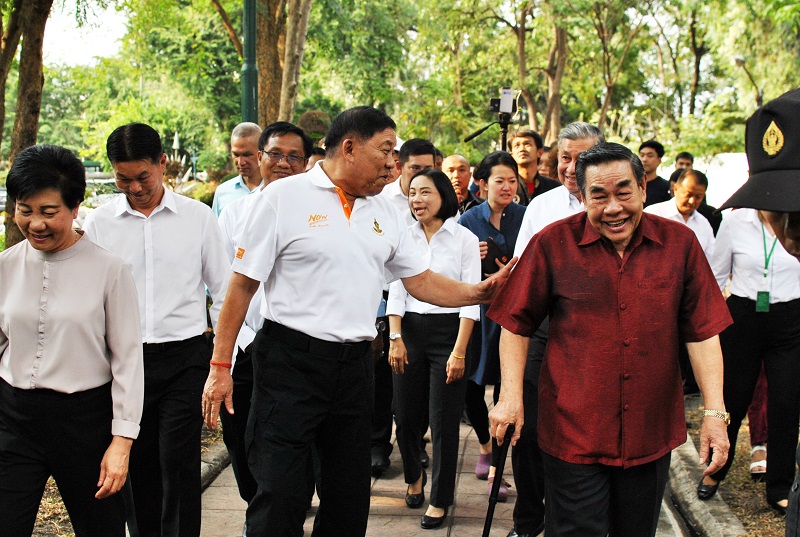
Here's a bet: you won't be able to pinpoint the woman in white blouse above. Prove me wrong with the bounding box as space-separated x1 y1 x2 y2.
0 145 144 536
387 168 481 529
698 208 800 515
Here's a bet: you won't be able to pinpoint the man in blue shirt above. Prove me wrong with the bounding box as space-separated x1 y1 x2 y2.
211 123 263 216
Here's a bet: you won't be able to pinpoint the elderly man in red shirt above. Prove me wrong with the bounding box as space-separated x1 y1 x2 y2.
488 142 733 537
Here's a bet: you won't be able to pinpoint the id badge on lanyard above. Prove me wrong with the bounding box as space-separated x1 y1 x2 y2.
757 222 778 313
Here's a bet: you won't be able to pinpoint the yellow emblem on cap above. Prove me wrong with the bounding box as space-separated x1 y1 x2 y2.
762 120 784 157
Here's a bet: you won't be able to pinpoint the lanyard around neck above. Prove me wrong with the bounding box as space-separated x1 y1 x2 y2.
762 223 778 278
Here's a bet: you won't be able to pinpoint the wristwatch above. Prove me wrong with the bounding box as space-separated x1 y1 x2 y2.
389 332 402 341
703 409 731 425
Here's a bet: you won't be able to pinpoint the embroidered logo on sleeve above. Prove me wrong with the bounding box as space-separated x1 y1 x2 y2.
308 214 329 228
372 218 384 236
236 248 245 259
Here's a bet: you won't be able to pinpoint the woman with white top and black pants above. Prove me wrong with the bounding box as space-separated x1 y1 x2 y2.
0 145 144 536
388 168 481 529
699 208 800 514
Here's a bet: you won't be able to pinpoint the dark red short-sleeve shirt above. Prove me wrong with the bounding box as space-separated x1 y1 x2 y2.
487 212 732 468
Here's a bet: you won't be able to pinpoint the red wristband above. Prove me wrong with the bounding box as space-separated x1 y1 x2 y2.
210 360 233 369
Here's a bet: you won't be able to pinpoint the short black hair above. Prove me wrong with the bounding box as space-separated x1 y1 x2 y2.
107 123 164 164
311 147 326 157
399 138 436 165
324 106 396 157
638 139 665 158
473 151 519 183
675 151 694 163
669 169 686 184
408 168 459 221
678 169 709 189
7 145 86 209
576 143 645 194
258 121 314 157
508 129 544 150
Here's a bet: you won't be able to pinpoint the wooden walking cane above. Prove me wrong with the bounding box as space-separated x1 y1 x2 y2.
482 424 515 537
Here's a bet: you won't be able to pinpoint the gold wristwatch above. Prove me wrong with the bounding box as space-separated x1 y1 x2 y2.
703 409 731 425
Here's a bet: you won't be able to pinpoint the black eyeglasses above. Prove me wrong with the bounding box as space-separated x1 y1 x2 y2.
263 151 307 166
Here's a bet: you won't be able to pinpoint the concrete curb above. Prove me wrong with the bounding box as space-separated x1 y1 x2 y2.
669 434 747 536
201 441 231 492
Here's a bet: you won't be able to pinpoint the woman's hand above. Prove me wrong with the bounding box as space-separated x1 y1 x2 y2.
479 241 488 260
445 352 465 384
96 436 133 499
388 338 408 375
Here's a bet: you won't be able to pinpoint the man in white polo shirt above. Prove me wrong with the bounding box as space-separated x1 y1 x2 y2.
202 106 514 537
216 122 313 510
211 122 263 217
645 169 715 260
83 123 229 537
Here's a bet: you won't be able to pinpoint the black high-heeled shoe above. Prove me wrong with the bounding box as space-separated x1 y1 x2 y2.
421 507 448 529
767 498 788 516
696 477 719 500
405 471 427 509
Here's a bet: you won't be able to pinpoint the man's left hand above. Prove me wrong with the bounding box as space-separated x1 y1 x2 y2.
475 256 518 303
698 415 730 476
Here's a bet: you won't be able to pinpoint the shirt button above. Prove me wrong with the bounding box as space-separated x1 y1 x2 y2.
623 373 631 380
620 303 627 310
624 339 631 346
618 268 624 274
624 405 630 411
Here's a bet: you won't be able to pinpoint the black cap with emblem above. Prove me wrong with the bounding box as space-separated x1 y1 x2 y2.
720 87 800 212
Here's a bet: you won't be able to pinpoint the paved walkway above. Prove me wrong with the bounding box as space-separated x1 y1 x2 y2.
201 422 690 536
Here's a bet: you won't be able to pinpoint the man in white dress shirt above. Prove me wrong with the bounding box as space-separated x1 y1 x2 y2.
201 106 515 537
82 123 229 537
211 123 263 217
645 169 715 260
216 122 313 508
507 121 604 537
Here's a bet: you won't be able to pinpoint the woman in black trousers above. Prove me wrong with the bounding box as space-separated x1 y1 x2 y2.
700 208 800 514
387 169 481 529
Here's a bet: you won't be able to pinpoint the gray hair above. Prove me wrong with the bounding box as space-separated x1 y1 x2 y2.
231 122 262 140
557 122 605 151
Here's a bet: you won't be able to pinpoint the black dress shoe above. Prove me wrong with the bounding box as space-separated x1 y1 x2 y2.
421 508 447 529
405 471 427 508
506 523 545 537
371 451 390 477
767 498 788 516
696 477 719 500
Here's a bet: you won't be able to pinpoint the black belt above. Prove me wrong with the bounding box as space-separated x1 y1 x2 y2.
265 321 370 361
143 334 206 353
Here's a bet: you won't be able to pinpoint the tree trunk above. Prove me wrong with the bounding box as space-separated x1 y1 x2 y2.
541 24 567 145
256 0 286 126
277 0 312 122
598 84 613 131
688 10 706 116
4 0 53 251
0 0 24 154
514 5 538 131
211 0 243 58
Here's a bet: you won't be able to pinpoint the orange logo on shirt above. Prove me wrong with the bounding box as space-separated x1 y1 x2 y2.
236 248 245 259
308 214 329 228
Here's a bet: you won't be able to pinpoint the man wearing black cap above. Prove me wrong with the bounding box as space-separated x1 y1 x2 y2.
718 87 800 535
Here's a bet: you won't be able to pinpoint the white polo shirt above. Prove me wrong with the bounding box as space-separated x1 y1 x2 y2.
219 193 265 362
82 189 230 343
645 199 715 261
233 163 428 343
380 179 415 225
513 185 583 259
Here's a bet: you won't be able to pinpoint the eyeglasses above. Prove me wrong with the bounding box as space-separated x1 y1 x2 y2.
263 151 307 166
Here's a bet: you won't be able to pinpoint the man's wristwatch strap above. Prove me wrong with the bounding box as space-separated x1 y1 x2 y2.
389 332 402 340
703 409 731 425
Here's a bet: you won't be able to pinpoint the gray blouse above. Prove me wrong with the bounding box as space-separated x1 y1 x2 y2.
0 234 143 439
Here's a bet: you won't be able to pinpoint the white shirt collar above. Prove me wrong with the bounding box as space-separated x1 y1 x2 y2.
114 188 178 218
